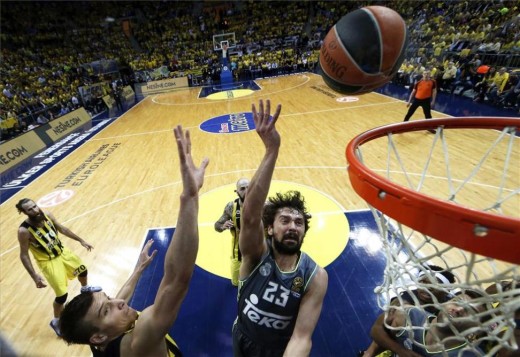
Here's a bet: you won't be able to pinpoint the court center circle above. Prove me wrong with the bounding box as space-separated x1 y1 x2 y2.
197 180 350 280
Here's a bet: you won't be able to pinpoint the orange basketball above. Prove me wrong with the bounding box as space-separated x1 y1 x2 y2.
318 6 408 95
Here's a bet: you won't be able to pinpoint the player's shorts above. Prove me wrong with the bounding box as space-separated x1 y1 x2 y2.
36 247 87 297
232 323 285 357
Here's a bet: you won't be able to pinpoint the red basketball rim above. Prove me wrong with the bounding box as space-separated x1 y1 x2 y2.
346 117 520 264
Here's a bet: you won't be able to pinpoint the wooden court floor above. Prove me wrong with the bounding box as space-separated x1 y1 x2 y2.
0 73 518 356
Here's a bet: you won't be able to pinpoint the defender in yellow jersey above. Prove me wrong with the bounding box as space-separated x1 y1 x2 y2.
214 177 249 286
59 126 209 357
16 198 98 337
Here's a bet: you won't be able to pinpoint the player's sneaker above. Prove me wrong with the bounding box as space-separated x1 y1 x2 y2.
50 319 61 337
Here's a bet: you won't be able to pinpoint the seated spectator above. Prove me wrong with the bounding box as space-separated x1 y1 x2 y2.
409 63 426 89
71 95 80 109
441 61 458 91
473 66 496 102
58 104 70 116
488 40 502 54
46 110 55 121
487 67 510 105
395 59 415 86
467 54 482 83
500 74 520 110
428 61 440 81
501 39 517 53
454 75 477 96
476 41 495 53
513 39 520 54
452 58 476 95
13 118 28 134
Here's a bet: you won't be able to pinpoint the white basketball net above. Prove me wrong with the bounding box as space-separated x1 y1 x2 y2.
354 123 520 356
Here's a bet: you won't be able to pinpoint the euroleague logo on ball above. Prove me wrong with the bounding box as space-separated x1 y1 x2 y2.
327 39 338 50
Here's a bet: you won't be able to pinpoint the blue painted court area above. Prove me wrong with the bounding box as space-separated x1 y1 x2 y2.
199 80 262 98
129 210 385 357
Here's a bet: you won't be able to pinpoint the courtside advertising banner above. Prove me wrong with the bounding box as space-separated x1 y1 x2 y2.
122 85 135 107
135 77 189 96
102 94 117 118
45 107 91 142
0 130 47 174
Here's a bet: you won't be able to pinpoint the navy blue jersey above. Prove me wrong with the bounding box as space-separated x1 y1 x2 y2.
234 246 318 350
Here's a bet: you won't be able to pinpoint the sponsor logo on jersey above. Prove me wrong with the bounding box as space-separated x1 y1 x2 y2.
242 293 292 330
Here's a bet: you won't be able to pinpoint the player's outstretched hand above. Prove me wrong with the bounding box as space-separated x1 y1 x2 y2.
173 125 209 196
252 99 282 151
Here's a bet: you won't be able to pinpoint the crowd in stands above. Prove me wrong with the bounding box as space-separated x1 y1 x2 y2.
392 0 519 113
395 57 519 111
1 1 519 142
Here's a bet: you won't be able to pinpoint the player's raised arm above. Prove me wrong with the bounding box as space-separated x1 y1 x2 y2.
59 127 207 357
130 125 209 353
239 99 282 274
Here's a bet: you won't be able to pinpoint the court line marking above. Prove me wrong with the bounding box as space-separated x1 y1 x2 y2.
282 100 402 117
202 178 348 213
87 99 403 141
89 128 174 141
92 74 430 141
1 163 514 258
150 74 312 106
88 124 201 141
0 171 348 258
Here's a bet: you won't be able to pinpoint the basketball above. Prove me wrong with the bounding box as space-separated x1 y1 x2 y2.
318 6 408 95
